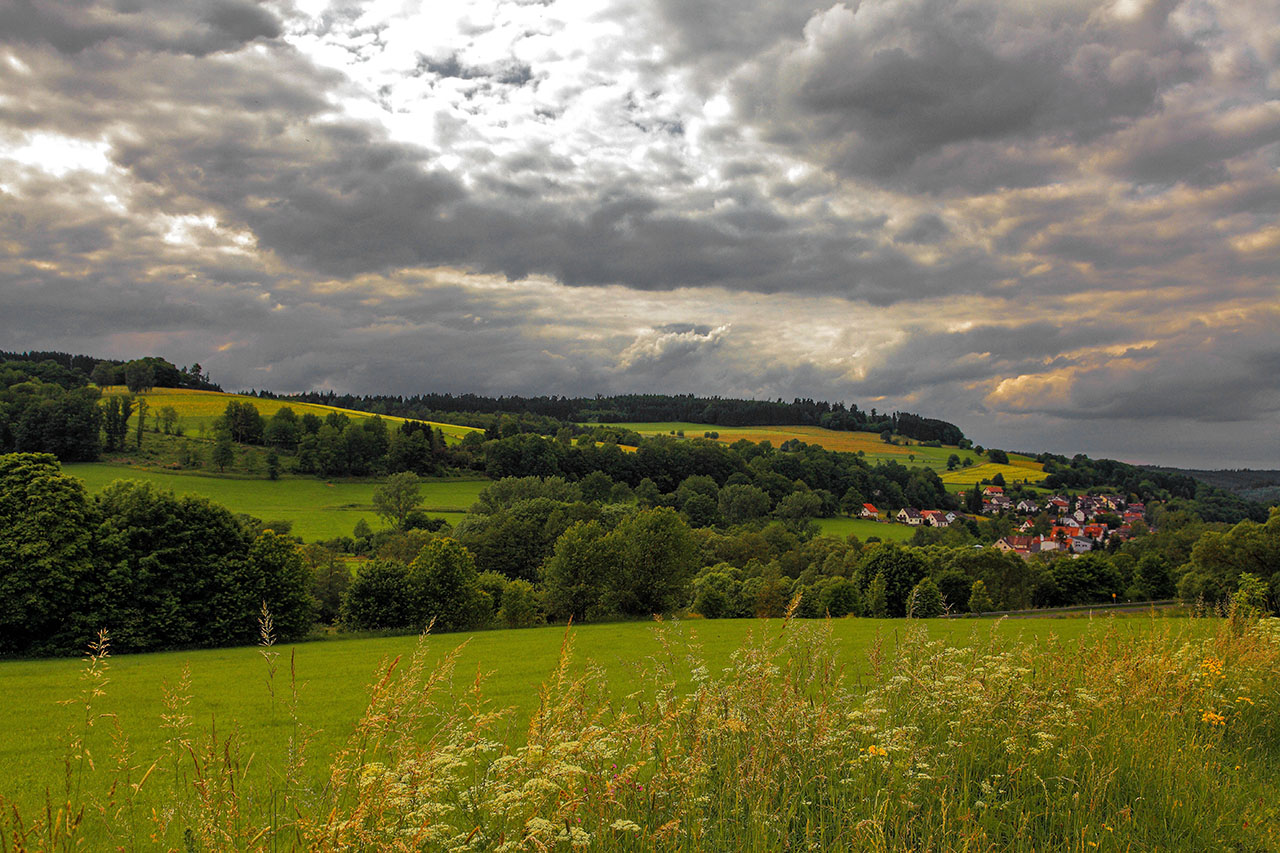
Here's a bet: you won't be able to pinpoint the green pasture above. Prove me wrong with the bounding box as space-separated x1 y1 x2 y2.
63 464 489 541
0 616 1185 816
816 516 916 542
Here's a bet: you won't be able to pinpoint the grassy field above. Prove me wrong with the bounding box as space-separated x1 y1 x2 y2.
0 616 1184 816
816 516 917 542
6 613 1275 851
594 421 1045 479
64 464 489 541
101 386 483 443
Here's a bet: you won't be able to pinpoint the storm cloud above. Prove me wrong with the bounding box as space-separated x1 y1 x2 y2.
1 0 1277 467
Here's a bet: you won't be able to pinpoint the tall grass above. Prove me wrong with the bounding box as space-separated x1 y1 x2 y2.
3 610 1278 851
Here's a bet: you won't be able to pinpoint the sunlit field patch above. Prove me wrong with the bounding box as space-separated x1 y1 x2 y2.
815 516 916 542
593 421 1043 479
99 386 482 443
939 462 1044 488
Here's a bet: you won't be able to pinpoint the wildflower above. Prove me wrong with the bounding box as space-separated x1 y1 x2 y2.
1201 710 1226 726
866 744 888 757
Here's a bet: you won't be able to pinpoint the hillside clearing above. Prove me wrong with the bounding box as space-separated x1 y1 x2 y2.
64 464 488 541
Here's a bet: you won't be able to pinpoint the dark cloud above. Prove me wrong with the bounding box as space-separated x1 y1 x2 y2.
635 0 826 72
732 0 1205 191
894 213 949 245
1046 318 1280 423
1102 105 1280 187
415 52 534 86
851 320 1129 398
0 0 280 56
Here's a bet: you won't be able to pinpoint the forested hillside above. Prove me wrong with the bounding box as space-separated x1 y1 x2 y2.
274 390 968 444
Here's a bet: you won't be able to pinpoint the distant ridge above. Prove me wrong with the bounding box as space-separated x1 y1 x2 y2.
1143 466 1280 504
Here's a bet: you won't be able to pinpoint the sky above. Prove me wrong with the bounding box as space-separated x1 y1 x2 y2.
1 0 1278 468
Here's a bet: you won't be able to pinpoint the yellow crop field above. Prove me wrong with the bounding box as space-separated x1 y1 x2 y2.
100 387 483 444
939 462 1042 487
595 421 1045 479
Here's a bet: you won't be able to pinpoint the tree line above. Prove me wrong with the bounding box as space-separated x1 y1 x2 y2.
5 451 1276 658
269 389 967 444
0 350 218 392
0 454 313 657
336 472 1280 633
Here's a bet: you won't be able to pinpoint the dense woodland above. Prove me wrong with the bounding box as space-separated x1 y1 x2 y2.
0 350 1276 657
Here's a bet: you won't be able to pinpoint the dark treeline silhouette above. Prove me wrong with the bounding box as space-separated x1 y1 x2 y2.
0 350 220 392
266 390 966 444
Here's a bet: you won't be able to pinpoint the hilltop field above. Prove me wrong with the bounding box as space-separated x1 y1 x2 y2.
98 386 484 443
591 421 1043 487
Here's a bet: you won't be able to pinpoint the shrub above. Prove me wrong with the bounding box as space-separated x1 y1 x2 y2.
906 576 944 618
498 579 543 628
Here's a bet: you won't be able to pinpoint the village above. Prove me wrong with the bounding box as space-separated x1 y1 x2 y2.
858 485 1152 558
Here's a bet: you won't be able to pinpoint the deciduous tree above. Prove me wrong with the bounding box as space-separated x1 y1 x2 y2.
373 471 424 530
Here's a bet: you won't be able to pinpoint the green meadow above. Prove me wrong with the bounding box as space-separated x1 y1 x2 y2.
63 464 489 541
815 515 916 542
9 613 1274 852
0 615 1177 817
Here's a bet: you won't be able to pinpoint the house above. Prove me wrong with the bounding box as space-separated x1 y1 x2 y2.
1017 518 1036 532
1047 497 1070 510
860 503 879 519
994 536 1022 554
995 535 1042 556
1069 537 1094 553
1081 523 1107 540
921 510 952 527
1016 499 1040 514
982 485 1005 497
897 508 924 525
